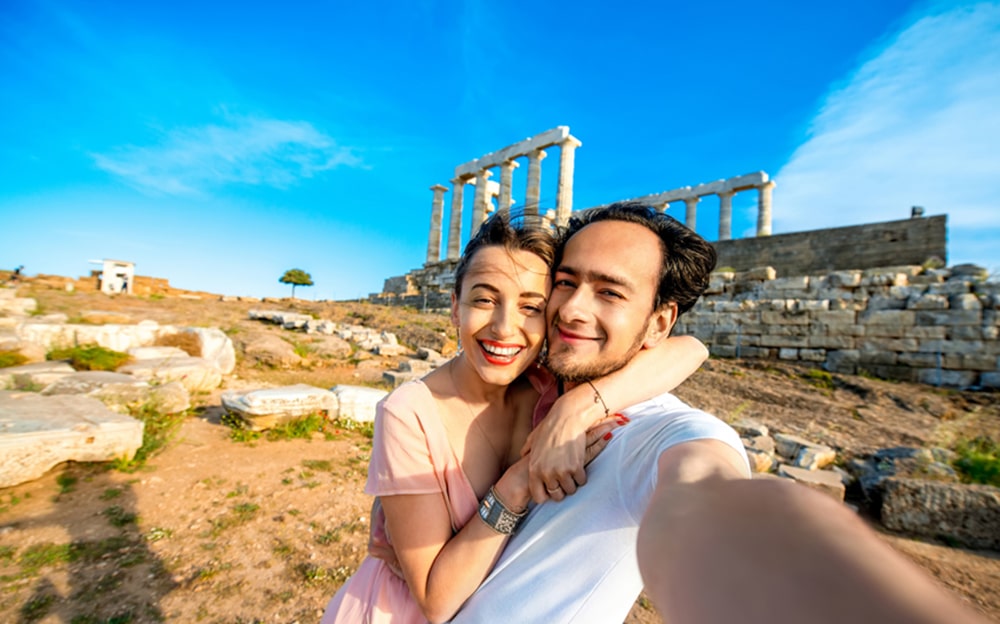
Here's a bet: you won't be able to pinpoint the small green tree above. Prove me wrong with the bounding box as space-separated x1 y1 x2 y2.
279 268 314 298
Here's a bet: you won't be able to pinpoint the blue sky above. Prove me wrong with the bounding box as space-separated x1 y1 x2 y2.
2 0 997 300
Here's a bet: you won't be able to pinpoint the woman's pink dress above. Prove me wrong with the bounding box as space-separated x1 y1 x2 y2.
320 380 480 623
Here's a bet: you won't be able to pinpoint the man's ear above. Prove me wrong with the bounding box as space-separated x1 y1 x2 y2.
450 291 460 328
642 302 678 349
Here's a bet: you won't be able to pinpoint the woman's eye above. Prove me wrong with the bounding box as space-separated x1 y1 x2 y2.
522 305 543 315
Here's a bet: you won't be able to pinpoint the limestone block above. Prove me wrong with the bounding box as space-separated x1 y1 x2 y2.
399 359 435 374
826 271 862 288
741 435 775 455
731 418 768 438
773 433 814 460
866 295 906 311
375 343 408 356
331 385 388 423
916 339 984 355
222 384 338 430
92 380 190 415
335 329 354 340
904 326 947 339
760 335 810 348
898 352 939 368
185 327 237 374
248 308 285 321
0 391 144 488
907 293 948 310
864 324 905 338
858 349 898 365
859 338 918 352
881 478 1000 550
928 281 971 296
745 448 775 473
380 331 399 346
792 300 829 312
777 348 798 360
761 310 811 325
760 276 809 292
1 361 77 388
738 266 776 281
859 310 915 325
950 293 983 310
709 345 737 358
860 272 908 288
981 372 1000 388
949 263 988 280
798 348 826 362
309 335 352 359
915 368 978 388
983 326 999 340
777 465 845 501
40 371 139 395
948 326 983 340
383 370 420 388
807 335 856 350
242 333 302 368
417 347 443 361
794 445 837 470
282 314 311 330
962 354 998 371
305 319 337 335
713 301 745 313
129 346 189 360
118 356 222 393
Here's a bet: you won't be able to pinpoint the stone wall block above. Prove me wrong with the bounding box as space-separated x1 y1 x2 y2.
948 326 982 340
860 338 918 352
928 281 971 296
915 368 978 387
792 300 829 312
984 326 999 340
761 310 811 325
907 293 948 310
881 478 1000 550
860 272 909 288
904 326 947 339
812 310 857 324
709 345 737 358
798 348 826 362
915 310 981 326
867 295 907 311
738 266 777 281
807 335 856 349
864 324 906 339
981 371 1000 388
858 349 898 365
962 354 998 372
826 271 862 288
950 293 983 310
917 339 984 355
778 348 799 360
760 335 811 348
859 310 915 325
825 350 859 374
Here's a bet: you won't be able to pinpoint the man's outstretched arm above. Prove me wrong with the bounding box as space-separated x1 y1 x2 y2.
637 477 990 624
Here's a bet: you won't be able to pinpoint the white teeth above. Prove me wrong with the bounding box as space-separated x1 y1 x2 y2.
481 342 521 357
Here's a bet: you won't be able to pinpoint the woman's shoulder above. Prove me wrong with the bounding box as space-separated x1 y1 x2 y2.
381 379 435 414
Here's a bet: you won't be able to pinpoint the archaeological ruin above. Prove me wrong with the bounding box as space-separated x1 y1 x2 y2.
371 126 997 389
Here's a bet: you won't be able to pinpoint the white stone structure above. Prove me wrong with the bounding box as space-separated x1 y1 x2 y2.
92 259 136 295
428 126 583 264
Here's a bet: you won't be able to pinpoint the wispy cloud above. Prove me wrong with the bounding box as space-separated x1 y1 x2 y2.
771 2 1000 270
92 114 362 195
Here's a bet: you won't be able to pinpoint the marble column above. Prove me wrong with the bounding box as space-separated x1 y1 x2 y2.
555 137 582 227
524 149 547 225
757 181 775 236
447 177 469 260
426 184 448 265
498 160 519 217
718 190 734 241
656 203 670 214
470 168 493 233
684 196 700 231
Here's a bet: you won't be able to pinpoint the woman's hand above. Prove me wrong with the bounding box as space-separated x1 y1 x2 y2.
523 415 624 504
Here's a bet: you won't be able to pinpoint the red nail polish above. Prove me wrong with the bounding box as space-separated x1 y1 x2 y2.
615 418 625 426
603 432 613 441
617 414 630 423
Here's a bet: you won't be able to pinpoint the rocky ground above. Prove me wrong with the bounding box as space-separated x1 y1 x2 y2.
1 287 999 623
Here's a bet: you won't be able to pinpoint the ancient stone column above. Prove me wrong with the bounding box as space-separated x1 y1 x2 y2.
524 149 547 225
684 196 700 231
555 137 582 227
471 168 494 233
757 181 775 236
447 177 469 260
718 190 734 241
498 160 519 216
426 184 448 265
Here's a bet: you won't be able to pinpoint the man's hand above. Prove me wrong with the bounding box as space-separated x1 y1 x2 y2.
524 416 624 504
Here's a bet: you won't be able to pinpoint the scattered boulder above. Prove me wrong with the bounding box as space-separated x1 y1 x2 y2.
117 356 222 393
777 465 846 501
241 333 302 368
0 391 144 488
331 385 388 423
881 478 1000 550
40 371 139 395
92 381 190 415
1 361 76 389
184 327 236 374
308 335 352 360
222 384 338 431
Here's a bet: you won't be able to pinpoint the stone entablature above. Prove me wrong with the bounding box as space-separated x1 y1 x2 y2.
674 264 999 389
589 171 775 240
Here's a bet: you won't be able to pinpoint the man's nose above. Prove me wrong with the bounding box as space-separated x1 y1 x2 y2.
555 286 590 324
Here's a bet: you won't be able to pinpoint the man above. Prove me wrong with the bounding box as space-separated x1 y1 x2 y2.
451 202 751 622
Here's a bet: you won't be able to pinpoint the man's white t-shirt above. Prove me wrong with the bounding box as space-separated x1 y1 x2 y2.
451 392 749 623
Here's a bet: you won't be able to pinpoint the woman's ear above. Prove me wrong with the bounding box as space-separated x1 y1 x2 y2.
450 291 460 328
642 302 678 349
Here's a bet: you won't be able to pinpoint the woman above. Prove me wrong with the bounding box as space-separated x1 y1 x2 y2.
322 213 706 623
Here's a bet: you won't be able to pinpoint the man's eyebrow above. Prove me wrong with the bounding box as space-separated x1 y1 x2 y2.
555 265 633 290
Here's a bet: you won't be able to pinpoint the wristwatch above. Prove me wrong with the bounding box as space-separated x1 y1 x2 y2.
478 487 527 534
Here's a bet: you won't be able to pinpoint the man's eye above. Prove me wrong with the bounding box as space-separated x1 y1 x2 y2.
554 279 575 288
601 290 624 299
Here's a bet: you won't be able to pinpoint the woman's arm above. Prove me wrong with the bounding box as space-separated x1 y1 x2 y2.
382 423 617 623
524 335 708 502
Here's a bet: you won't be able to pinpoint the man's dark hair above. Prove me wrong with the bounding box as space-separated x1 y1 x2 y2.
555 202 717 316
453 211 557 295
